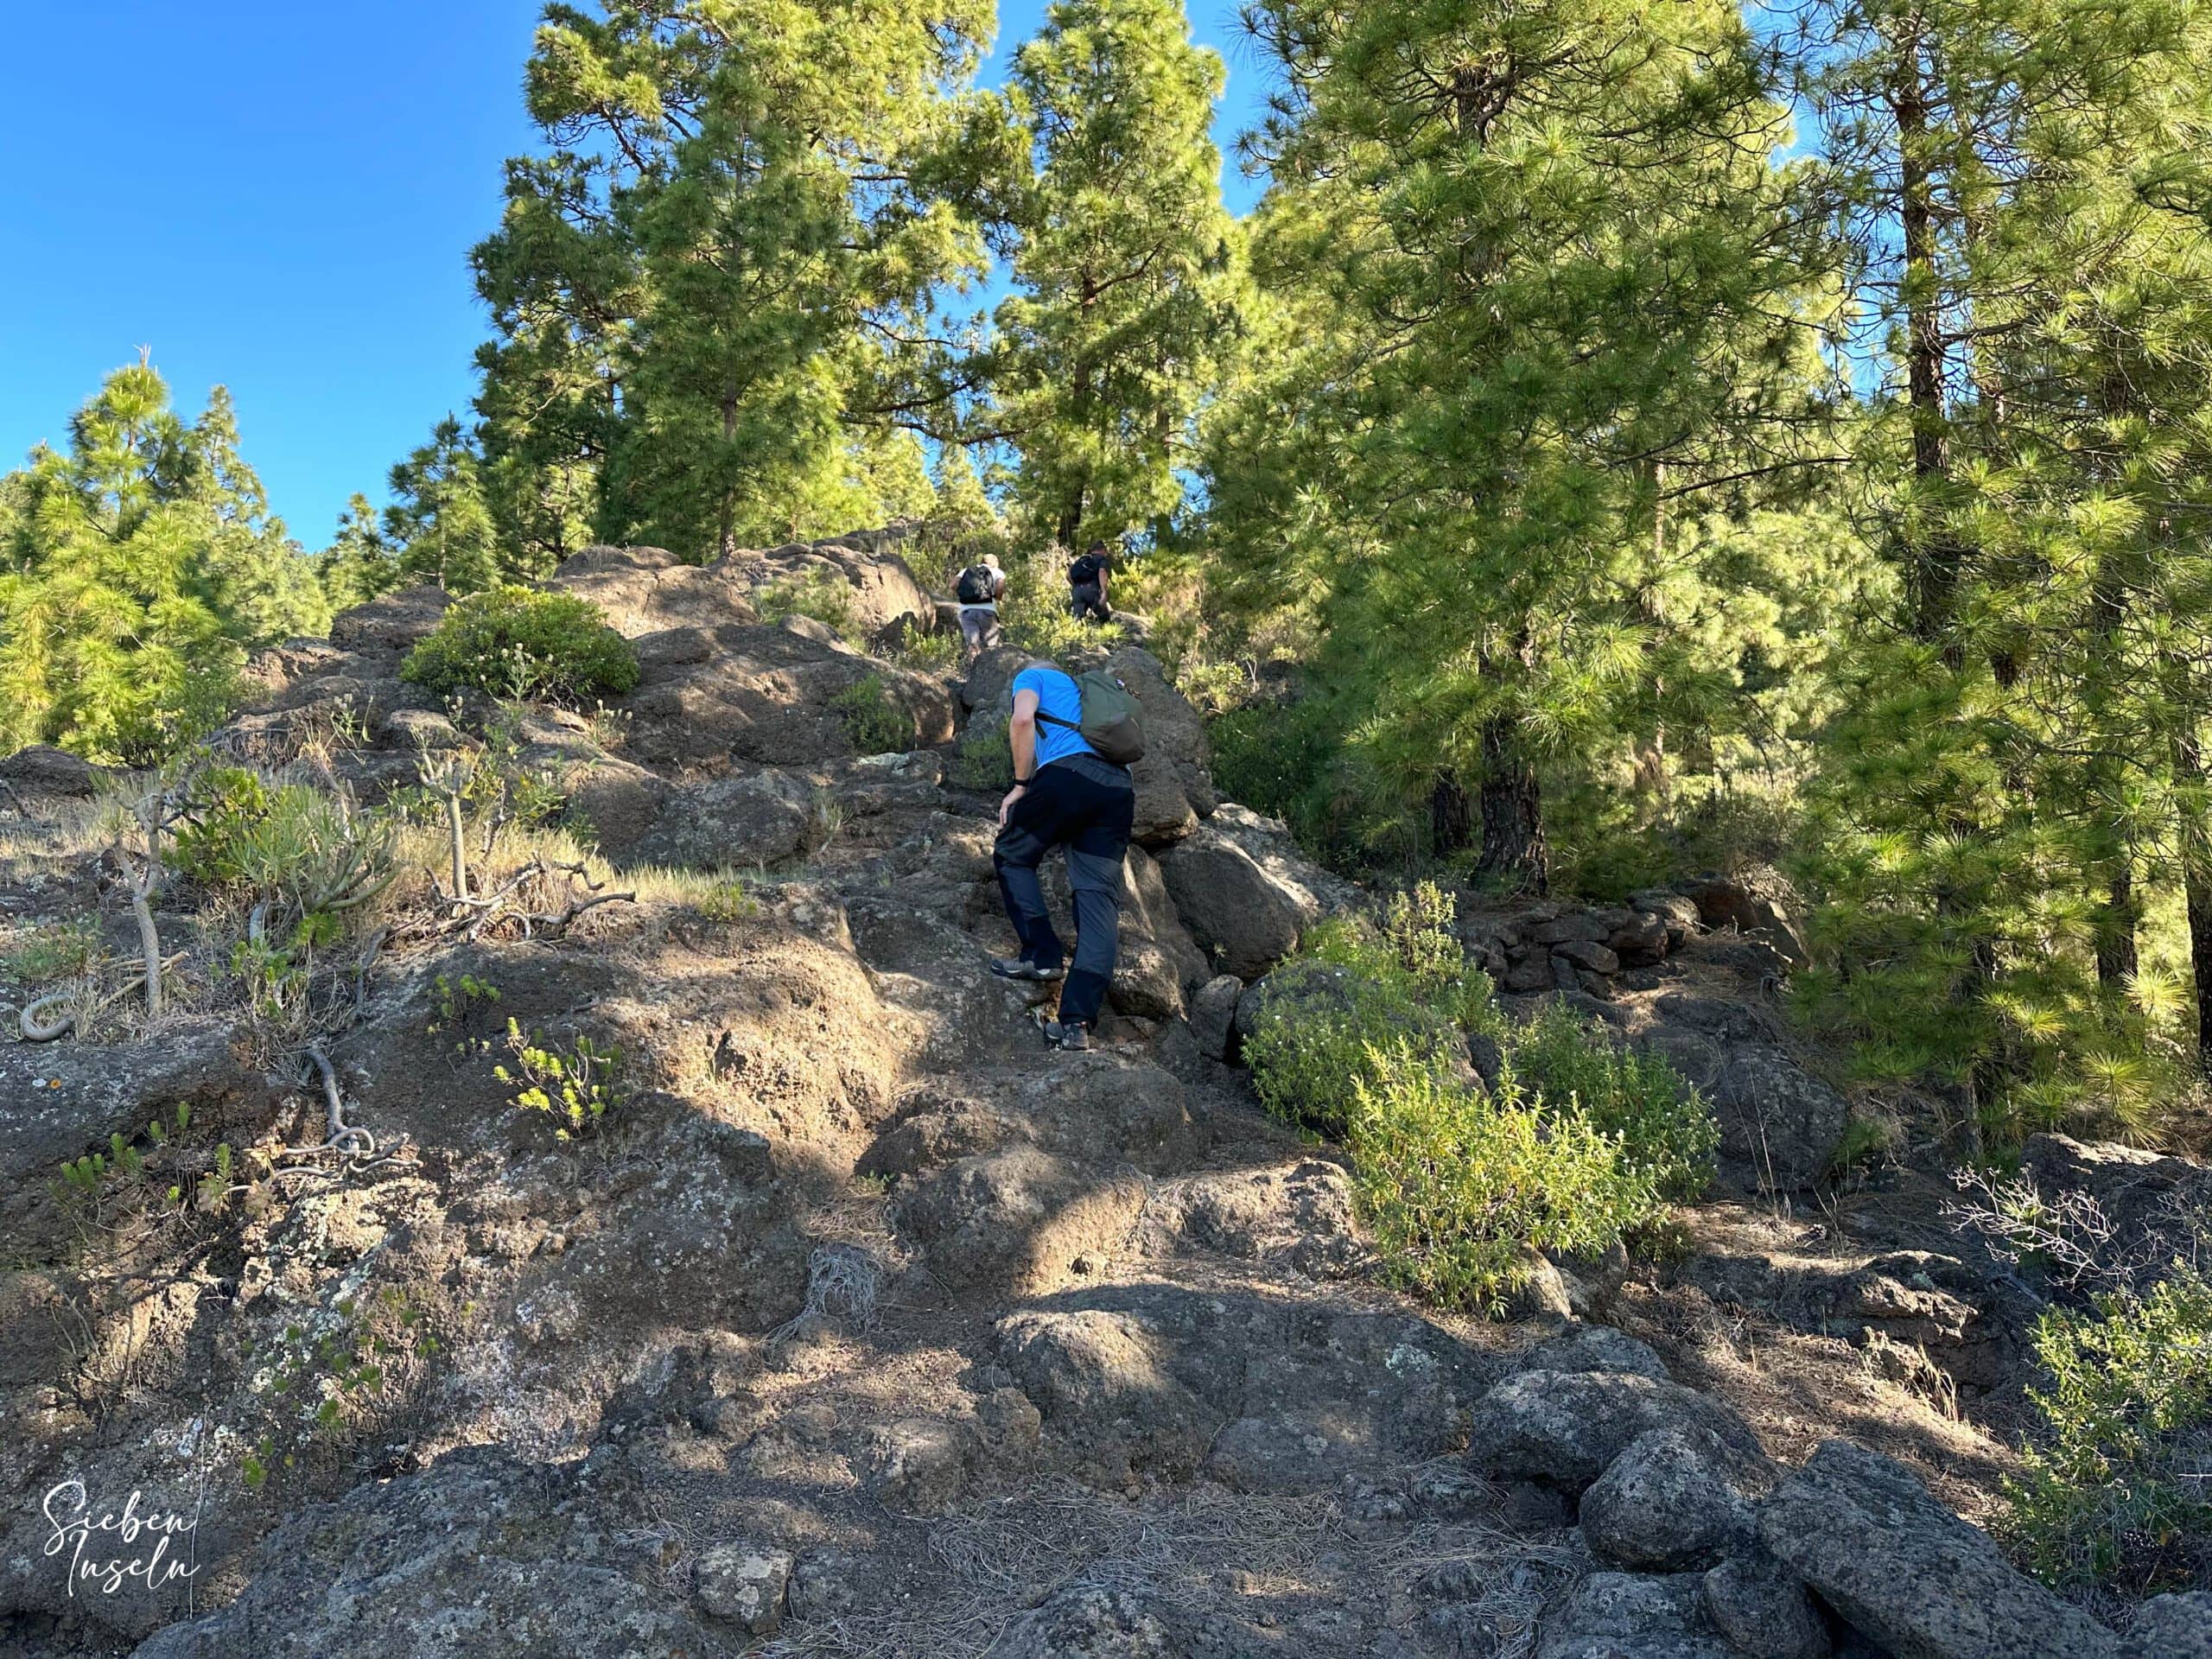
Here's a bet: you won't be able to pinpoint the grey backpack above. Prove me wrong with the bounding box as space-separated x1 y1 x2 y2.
1035 671 1146 765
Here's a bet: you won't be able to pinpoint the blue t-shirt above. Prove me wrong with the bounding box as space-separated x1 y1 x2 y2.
1014 665 1096 770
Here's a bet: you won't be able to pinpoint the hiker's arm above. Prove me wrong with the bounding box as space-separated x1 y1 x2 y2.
1009 689 1039 784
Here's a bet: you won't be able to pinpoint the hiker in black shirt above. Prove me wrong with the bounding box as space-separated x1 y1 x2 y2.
1067 542 1112 624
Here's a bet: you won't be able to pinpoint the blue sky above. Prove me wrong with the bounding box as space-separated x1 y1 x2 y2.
0 1 1270 546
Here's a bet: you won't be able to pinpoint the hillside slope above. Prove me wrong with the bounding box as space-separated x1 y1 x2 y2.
0 530 2201 1659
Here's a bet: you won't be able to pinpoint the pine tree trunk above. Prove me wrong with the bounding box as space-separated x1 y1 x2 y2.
2096 868 2139 988
1473 715 1547 894
2177 721 2212 1077
1430 769 1473 858
1891 28 1961 645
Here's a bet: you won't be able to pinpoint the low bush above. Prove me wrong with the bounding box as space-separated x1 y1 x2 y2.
830 673 915 754
2005 1265 2212 1592
171 766 398 937
753 565 857 639
496 1020 626 1143
1350 1045 1662 1315
1477 998 1718 1200
1243 883 1483 1139
401 587 639 706
950 727 1015 791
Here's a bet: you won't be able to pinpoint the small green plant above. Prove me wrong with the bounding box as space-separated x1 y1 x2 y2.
428 971 503 1058
3 917 101 984
882 627 962 676
1349 1043 1662 1316
696 878 756 923
56 1105 232 1225
753 565 857 639
2004 1265 2212 1592
1473 997 1718 1200
401 586 640 706
830 673 915 755
950 727 1016 791
496 1020 626 1141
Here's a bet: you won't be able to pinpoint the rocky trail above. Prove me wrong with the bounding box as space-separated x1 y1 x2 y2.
0 530 2205 1659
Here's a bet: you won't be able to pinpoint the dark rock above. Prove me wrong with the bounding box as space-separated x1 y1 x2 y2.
1534 913 1613 946
982 1580 1257 1658
1191 974 1244 1062
1465 1369 1762 1493
1579 1425 1778 1571
1158 805 1352 978
1554 939 1622 975
1535 1572 1733 1659
0 743 103 799
1524 1326 1669 1381
995 1308 1223 1483
625 768 816 869
1713 1045 1850 1194
1757 1440 2121 1659
2123 1592 2212 1659
1701 1555 1831 1659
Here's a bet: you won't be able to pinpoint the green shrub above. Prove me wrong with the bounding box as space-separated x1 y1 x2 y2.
2004 1266 2212 1592
830 673 915 754
496 1020 626 1143
696 877 757 922
1245 882 1488 1137
1350 1044 1662 1315
753 565 856 639
950 727 1015 791
401 587 639 706
1477 998 1718 1200
170 767 398 935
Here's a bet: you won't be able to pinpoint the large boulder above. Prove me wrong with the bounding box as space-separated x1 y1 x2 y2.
1465 1369 1763 1494
0 743 105 802
1159 806 1353 979
1535 1573 1734 1659
995 1307 1224 1483
129 1448 737 1659
2123 1593 2212 1659
1756 1440 2121 1659
1579 1425 1779 1572
1700 1555 1831 1659
552 535 934 643
1710 1045 1850 1194
895 1147 1146 1296
622 767 817 870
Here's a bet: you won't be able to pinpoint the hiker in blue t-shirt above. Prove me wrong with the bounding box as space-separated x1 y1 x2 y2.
988 659 1137 1051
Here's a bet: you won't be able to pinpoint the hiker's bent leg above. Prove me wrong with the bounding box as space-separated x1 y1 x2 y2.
1058 847 1122 1028
1056 773 1136 1028
994 776 1070 969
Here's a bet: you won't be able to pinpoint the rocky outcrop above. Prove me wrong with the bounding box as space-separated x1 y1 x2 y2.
1158 805 1356 978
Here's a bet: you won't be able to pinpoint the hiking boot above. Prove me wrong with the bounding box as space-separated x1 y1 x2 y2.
1039 1019 1092 1052
990 957 1065 982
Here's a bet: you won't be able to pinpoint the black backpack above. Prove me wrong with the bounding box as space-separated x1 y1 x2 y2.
956 563 997 604
1068 553 1103 587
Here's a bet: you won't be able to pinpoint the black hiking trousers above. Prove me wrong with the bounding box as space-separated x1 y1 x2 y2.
994 752 1135 1029
1069 582 1111 623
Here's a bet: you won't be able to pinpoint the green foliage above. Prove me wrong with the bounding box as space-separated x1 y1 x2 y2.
1243 882 1488 1137
696 878 757 923
1474 999 1718 1202
385 416 501 593
169 766 398 935
989 0 1243 547
496 1020 626 1142
830 673 915 754
997 545 1123 658
2005 1267 2212 1592
2 918 99 986
56 1104 231 1228
0 361 324 761
428 972 503 1058
950 727 1016 791
401 586 639 707
754 566 858 639
319 493 406 611
1350 1045 1662 1317
470 0 988 558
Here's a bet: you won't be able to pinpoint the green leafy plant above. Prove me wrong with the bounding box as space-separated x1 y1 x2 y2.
2004 1265 2212 1592
401 586 640 706
496 1019 626 1141
1349 1043 1662 1316
1 917 100 986
950 727 1016 791
1474 997 1718 1201
428 971 503 1057
696 878 756 923
753 565 857 639
830 673 915 754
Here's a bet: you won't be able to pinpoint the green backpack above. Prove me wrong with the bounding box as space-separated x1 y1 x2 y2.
1036 671 1147 765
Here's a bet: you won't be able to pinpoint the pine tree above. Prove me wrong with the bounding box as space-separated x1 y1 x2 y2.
385 416 501 594
0 360 315 760
1211 0 1829 887
988 0 1241 549
1789 0 2212 1128
321 493 406 611
472 0 993 561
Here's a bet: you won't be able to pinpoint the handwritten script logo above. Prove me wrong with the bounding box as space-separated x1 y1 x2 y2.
41 1480 201 1599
